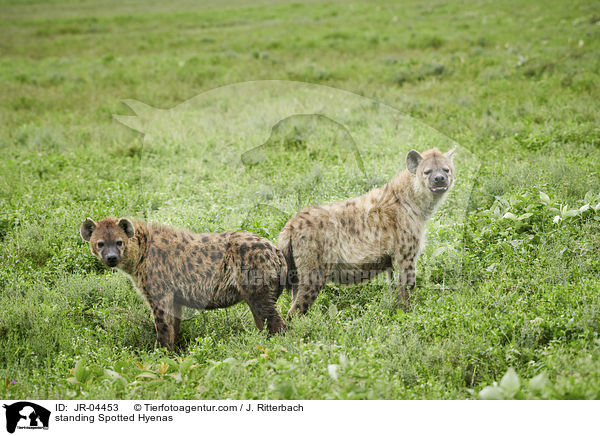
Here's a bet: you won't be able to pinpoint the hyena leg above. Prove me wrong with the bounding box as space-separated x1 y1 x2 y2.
397 254 417 305
286 268 299 300
289 283 299 300
150 295 178 350
239 268 286 334
287 270 324 317
246 297 287 335
172 302 182 338
386 268 395 285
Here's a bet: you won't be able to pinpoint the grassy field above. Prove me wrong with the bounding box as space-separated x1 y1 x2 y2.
1 0 599 400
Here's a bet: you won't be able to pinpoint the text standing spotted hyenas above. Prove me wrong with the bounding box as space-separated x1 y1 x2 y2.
279 147 456 316
80 217 287 349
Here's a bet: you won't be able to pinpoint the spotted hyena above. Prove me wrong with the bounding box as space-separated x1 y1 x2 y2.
278 147 456 316
80 217 287 349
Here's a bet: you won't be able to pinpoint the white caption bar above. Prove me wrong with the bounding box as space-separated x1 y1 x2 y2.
0 400 594 436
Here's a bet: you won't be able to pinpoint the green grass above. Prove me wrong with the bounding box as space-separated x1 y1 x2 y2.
1 0 599 399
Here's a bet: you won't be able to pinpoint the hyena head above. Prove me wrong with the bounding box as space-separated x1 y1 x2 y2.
80 217 135 268
406 146 456 195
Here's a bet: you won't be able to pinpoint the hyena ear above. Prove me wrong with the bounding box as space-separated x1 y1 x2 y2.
445 146 457 161
406 149 423 174
80 218 97 242
118 218 135 238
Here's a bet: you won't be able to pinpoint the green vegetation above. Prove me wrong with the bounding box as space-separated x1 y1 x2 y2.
1 0 599 399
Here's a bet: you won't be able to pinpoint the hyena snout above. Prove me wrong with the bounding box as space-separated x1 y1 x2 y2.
429 170 450 193
103 246 121 267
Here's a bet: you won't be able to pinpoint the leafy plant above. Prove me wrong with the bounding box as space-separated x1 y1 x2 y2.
478 368 551 400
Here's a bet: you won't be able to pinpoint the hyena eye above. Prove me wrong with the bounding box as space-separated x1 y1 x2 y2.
97 241 104 248
443 168 450 173
423 169 432 175
116 240 123 247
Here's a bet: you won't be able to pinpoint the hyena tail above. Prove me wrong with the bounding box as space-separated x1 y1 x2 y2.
278 228 297 298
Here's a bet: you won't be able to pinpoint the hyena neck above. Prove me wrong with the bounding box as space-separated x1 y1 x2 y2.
118 221 148 275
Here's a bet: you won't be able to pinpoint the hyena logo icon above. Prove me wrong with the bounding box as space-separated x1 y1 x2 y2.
3 402 50 433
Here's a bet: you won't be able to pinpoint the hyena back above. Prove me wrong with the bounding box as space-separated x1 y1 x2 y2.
80 217 287 349
279 147 456 316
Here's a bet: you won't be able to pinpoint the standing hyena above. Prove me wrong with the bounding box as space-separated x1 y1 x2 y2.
80 217 287 349
278 147 456 316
